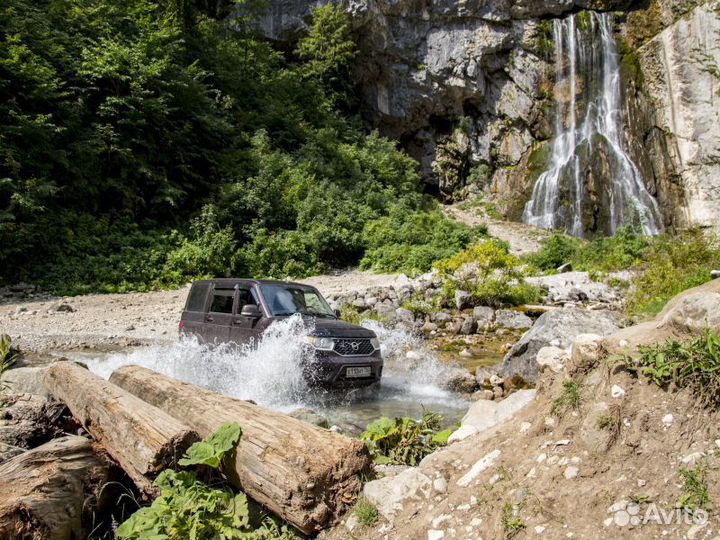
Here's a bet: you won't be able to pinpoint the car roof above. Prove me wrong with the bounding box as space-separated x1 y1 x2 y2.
191 278 318 289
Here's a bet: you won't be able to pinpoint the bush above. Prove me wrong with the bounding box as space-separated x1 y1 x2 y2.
626 229 720 317
635 330 720 409
435 240 543 307
353 498 379 527
360 411 452 466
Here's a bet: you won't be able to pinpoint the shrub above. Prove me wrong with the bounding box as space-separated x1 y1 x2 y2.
551 379 583 416
360 411 452 466
0 335 18 392
626 229 720 317
635 330 720 409
526 232 582 272
436 240 543 307
678 463 711 515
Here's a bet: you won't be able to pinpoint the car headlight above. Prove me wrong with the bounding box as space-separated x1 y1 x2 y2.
306 336 335 351
370 337 380 350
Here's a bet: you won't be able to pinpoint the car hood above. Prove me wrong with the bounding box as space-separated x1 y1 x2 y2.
308 317 376 338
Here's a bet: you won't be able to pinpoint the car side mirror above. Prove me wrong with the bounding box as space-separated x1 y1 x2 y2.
240 304 261 318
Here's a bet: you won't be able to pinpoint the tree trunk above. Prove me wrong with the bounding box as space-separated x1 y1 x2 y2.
44 362 198 494
110 365 371 534
0 435 108 540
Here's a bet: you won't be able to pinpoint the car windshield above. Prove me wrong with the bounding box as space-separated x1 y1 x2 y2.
260 284 336 318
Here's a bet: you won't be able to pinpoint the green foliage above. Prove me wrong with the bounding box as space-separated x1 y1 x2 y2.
116 423 294 540
0 335 18 392
536 20 555 57
353 498 379 527
551 379 583 416
501 501 525 539
0 0 465 292
626 229 720 317
360 411 452 466
178 423 242 468
360 208 480 275
635 331 720 409
295 4 357 106
340 305 387 326
678 463 711 514
436 240 543 307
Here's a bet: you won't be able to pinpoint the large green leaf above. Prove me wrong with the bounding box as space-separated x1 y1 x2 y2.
178 423 242 469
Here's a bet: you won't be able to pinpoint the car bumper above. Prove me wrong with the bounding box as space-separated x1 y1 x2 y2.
305 350 384 387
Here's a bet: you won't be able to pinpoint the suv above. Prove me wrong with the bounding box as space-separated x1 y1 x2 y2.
179 279 383 387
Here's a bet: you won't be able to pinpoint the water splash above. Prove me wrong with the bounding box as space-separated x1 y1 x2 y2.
80 317 468 425
522 12 662 237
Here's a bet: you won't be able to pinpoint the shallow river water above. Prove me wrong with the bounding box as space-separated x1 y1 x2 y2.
70 316 471 430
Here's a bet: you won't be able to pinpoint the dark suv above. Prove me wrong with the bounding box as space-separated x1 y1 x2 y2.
179 279 383 387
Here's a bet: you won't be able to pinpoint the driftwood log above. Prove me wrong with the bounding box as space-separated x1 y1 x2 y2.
44 362 198 494
0 435 108 540
111 365 372 534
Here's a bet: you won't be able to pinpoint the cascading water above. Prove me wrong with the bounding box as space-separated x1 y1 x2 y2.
79 316 467 428
522 12 662 237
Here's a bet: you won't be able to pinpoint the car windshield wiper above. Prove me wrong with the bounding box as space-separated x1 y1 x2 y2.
273 311 298 317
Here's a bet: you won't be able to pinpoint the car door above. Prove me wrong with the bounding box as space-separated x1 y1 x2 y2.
202 287 234 344
228 286 263 347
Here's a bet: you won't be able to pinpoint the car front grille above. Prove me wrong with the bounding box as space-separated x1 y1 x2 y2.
333 338 375 356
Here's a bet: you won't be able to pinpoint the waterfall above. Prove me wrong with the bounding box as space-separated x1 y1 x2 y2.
522 12 662 237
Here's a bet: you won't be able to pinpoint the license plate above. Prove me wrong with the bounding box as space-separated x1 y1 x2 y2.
346 366 371 378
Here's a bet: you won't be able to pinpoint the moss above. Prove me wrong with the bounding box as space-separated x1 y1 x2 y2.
536 20 555 58
624 0 663 49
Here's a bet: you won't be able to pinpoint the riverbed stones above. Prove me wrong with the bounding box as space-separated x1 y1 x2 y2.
500 308 620 383
494 309 533 330
459 316 476 335
455 290 473 310
436 367 477 394
472 306 495 330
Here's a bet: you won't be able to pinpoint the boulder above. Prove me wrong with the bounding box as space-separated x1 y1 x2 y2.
455 290 474 310
459 316 476 335
449 389 537 442
536 346 568 374
494 309 533 330
1 367 51 397
567 333 604 375
436 367 477 394
363 467 432 520
472 306 495 330
395 308 415 324
431 311 452 324
500 308 620 382
525 272 619 306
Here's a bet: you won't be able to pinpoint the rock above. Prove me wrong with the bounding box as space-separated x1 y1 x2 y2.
492 386 503 399
456 449 501 487
712 270 720 280
489 374 504 387
662 413 674 428
658 292 720 335
436 367 477 394
557 263 573 274
366 296 378 307
494 309 533 330
526 272 619 306
455 290 473 310
432 476 448 493
450 389 537 442
0 393 68 450
352 297 367 310
472 306 495 329
610 385 625 398
395 308 415 324
459 316 476 335
536 346 568 374
579 401 612 453
0 441 24 464
475 389 495 400
406 350 423 361
363 467 432 520
431 311 452 324
427 530 445 540
475 367 496 386
567 333 604 374
459 348 472 358
422 321 439 334
564 466 579 479
500 308 620 382
52 302 75 313
14 306 27 316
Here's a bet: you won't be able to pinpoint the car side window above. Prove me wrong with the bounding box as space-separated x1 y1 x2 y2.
237 288 258 308
209 289 234 314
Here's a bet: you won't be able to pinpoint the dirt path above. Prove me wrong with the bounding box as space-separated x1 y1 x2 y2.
443 204 549 256
0 271 401 354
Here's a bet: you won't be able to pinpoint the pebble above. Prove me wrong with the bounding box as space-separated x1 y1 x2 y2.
433 477 448 493
535 525 546 534
662 413 674 427
470 517 483 527
427 529 445 540
611 384 625 398
519 421 532 434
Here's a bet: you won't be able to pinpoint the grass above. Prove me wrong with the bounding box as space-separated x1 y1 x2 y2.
340 305 388 326
636 330 720 409
354 498 379 527
551 380 583 416
678 463 711 514
501 501 525 539
597 403 623 448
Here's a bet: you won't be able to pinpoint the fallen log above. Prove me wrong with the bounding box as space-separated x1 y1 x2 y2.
0 435 108 540
44 362 198 494
110 365 371 534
